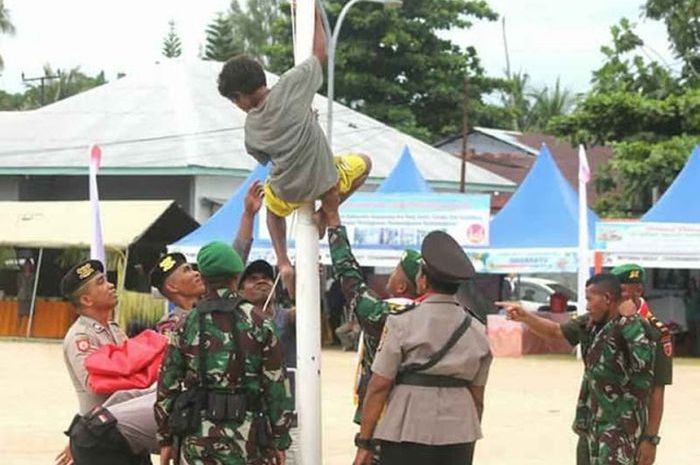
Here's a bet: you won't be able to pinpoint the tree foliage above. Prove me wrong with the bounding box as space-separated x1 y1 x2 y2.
551 8 700 217
0 65 106 110
0 0 16 70
204 13 244 62
263 0 513 142
162 20 183 58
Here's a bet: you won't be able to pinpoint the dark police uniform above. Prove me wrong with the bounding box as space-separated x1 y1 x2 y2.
370 231 492 465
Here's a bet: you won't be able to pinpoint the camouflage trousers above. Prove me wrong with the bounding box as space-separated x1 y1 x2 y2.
181 437 247 465
577 430 639 465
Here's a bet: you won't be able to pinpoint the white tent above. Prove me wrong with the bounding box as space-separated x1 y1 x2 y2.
0 59 513 192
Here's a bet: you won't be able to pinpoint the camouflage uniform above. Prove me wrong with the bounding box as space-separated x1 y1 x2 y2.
561 313 655 465
328 225 412 423
155 290 294 464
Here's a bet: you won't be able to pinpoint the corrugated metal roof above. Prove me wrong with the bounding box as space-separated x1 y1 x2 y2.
0 59 512 189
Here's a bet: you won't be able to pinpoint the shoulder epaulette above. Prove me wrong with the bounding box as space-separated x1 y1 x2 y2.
388 301 417 316
646 311 670 335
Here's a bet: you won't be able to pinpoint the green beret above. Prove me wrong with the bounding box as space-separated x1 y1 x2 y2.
60 259 103 298
197 241 244 278
611 263 646 284
150 252 188 291
399 249 421 283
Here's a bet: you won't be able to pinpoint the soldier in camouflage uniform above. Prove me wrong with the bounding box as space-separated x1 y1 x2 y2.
324 192 421 425
610 264 672 465
155 241 294 465
498 273 656 465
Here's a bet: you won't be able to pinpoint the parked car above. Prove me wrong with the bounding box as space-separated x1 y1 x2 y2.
505 277 578 312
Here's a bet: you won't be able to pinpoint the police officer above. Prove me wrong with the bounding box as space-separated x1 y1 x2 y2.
612 264 672 465
499 273 656 465
150 252 206 336
60 260 153 464
155 241 294 465
61 259 127 415
324 190 421 426
353 231 492 465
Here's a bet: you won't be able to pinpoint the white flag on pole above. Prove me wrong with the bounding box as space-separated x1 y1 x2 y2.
89 144 106 265
577 145 590 317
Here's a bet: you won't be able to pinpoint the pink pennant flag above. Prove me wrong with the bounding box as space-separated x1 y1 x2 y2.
89 144 105 265
578 145 590 184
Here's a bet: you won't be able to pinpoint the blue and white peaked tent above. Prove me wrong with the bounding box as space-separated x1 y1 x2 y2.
377 146 433 193
596 145 700 269
642 145 700 223
171 163 269 259
470 145 598 274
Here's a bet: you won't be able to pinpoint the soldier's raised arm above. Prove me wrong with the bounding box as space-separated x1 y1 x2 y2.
325 196 391 338
232 180 264 264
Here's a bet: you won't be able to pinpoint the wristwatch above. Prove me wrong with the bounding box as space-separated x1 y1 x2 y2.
641 434 661 445
354 433 376 451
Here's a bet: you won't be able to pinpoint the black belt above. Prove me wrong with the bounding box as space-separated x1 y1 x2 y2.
395 372 471 388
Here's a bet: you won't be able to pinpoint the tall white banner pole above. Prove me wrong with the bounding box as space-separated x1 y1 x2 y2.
294 1 322 465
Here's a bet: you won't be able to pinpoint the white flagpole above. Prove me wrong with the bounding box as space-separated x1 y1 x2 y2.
577 145 591 319
294 2 322 465
89 145 106 265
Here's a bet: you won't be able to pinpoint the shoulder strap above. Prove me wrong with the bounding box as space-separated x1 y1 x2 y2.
196 296 244 389
198 309 208 389
401 310 472 374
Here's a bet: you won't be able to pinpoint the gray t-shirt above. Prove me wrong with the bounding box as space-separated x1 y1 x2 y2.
244 56 338 202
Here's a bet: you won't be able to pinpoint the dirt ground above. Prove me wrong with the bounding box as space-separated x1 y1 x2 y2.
0 340 698 465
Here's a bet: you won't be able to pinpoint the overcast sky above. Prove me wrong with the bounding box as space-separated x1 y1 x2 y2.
0 0 678 95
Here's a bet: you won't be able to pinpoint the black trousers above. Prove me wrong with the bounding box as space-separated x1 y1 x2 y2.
67 411 151 465
380 440 475 465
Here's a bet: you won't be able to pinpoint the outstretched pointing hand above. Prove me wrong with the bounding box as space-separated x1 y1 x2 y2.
495 301 528 322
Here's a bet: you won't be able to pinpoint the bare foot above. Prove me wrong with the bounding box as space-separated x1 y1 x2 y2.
278 262 295 299
313 210 328 239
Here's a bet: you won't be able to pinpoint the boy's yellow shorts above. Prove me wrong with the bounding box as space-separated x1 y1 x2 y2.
264 154 368 218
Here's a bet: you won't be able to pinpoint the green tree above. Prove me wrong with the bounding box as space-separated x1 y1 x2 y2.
528 78 573 130
204 13 244 62
0 0 16 70
265 0 509 142
162 20 183 58
500 71 572 132
551 10 700 217
22 65 106 108
230 0 280 63
645 0 699 81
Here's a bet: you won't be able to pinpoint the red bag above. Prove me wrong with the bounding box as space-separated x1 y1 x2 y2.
85 330 168 394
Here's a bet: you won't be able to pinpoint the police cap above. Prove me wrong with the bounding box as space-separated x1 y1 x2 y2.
60 259 104 298
150 252 188 291
420 230 475 283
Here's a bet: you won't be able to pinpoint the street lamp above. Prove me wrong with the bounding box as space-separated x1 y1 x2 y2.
324 0 403 148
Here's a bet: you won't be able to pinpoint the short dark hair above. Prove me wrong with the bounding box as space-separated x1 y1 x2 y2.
421 265 460 295
217 55 266 100
586 273 622 300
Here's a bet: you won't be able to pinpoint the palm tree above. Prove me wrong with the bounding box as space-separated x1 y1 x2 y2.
530 78 573 131
0 0 17 70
